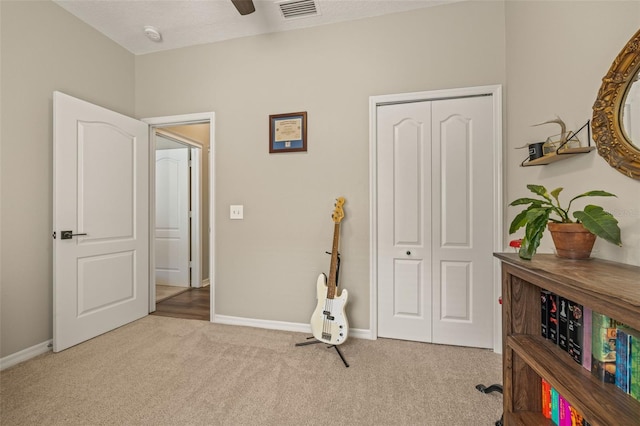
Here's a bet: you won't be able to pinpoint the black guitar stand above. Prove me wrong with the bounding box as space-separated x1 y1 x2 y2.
295 252 350 368
295 337 349 368
475 383 503 426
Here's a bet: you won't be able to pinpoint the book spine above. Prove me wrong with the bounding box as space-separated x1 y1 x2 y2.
567 300 583 364
582 306 592 371
548 293 559 345
615 328 630 393
630 331 640 401
541 378 551 418
591 312 617 383
551 387 559 425
569 404 584 426
541 290 550 339
559 297 569 351
559 395 571 426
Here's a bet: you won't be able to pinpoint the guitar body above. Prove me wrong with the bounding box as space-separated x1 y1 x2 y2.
310 273 349 345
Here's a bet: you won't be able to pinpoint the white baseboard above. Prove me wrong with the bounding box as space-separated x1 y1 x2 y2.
0 316 372 371
213 315 373 340
1 339 52 371
202 278 210 287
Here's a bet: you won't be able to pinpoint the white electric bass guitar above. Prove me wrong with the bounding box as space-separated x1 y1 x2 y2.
310 197 349 345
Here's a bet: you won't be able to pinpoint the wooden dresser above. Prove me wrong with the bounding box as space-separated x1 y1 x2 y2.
494 253 640 425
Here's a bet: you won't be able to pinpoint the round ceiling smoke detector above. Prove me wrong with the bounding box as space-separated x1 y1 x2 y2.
143 26 162 42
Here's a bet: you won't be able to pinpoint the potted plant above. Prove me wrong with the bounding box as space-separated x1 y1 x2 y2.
509 184 622 259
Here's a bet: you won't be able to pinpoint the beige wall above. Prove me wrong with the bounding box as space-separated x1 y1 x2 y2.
1 0 639 360
0 1 135 357
504 1 640 266
134 0 507 330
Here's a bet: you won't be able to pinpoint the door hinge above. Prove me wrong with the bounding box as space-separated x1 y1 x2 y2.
52 231 56 239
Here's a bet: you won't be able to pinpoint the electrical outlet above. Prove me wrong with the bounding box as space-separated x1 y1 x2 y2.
230 205 243 220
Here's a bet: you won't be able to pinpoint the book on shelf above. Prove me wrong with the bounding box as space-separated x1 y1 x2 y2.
569 404 584 426
541 378 551 419
632 331 640 401
548 292 559 345
541 290 550 339
551 387 559 425
620 326 640 402
616 327 632 393
559 296 570 351
559 394 571 426
582 306 592 371
591 312 622 383
542 382 587 426
567 299 583 365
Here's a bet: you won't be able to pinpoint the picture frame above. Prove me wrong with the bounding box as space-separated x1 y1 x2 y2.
269 111 307 153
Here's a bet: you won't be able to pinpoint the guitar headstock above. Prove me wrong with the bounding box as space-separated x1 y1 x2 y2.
332 197 346 224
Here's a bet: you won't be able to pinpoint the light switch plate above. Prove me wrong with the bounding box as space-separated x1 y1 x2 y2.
230 205 243 220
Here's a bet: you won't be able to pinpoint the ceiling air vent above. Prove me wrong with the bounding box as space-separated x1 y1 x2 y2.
277 0 319 20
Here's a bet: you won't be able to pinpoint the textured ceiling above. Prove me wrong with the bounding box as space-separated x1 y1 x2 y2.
53 0 457 55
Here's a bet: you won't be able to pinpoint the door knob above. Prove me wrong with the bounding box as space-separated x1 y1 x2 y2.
406 251 411 255
60 230 87 240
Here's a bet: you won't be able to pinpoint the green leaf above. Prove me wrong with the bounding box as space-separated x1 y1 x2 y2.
573 205 622 246
569 190 617 203
527 184 552 203
509 198 546 207
509 210 529 234
518 208 550 259
550 187 563 202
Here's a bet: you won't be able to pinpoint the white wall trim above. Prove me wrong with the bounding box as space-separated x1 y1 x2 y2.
0 316 372 370
213 315 372 340
369 85 503 353
142 112 215 319
1 340 52 371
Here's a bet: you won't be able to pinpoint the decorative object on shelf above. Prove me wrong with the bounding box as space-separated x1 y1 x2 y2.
533 116 571 151
519 119 595 167
508 184 622 259
592 28 640 180
269 111 307 153
509 239 522 253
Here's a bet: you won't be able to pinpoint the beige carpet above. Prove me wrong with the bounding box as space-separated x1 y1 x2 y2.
0 316 503 425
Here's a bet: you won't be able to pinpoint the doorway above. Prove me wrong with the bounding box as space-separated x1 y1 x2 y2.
154 132 198 303
144 114 215 320
369 86 503 353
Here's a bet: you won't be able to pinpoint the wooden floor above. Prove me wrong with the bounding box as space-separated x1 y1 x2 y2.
151 286 210 321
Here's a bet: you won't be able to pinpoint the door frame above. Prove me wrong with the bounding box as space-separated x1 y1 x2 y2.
143 113 215 321
154 129 202 290
368 85 503 353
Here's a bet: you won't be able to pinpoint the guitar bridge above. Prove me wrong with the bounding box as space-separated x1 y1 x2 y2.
322 332 332 340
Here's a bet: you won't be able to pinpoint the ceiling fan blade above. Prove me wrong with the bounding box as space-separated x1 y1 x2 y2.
231 0 255 15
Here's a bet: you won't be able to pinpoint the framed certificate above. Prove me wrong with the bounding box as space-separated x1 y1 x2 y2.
269 111 307 153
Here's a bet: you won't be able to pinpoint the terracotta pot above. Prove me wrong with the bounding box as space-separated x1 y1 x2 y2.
548 222 596 260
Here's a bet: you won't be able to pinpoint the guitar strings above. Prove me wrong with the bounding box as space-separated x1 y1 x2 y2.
323 297 333 340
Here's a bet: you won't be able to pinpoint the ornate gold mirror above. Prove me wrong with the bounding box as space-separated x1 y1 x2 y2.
592 28 640 179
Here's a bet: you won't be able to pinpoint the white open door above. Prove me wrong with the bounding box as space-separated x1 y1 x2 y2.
155 147 190 287
53 92 149 352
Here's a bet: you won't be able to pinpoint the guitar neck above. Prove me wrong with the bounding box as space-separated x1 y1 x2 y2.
326 222 340 299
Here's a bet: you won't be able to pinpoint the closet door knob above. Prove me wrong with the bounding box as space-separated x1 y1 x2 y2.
406 251 411 255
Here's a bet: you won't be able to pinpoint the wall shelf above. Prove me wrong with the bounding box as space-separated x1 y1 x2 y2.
520 120 595 167
522 146 595 166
